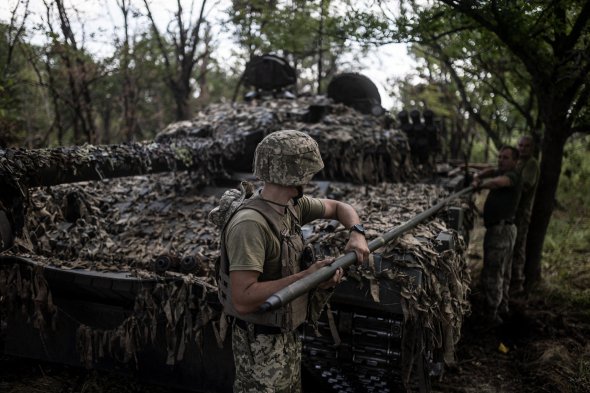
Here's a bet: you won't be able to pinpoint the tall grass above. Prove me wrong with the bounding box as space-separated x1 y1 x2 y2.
540 135 590 316
533 135 590 392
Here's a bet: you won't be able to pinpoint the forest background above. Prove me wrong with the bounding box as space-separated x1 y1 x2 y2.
0 0 589 301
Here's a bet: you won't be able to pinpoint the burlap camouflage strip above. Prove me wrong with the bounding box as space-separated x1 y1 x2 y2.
0 262 217 369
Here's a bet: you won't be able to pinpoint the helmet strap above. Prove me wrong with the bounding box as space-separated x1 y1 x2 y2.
292 186 304 206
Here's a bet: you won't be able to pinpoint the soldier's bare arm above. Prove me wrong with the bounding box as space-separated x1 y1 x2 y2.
478 175 513 189
230 259 343 315
321 199 370 264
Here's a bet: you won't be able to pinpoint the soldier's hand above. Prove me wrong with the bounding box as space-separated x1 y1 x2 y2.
345 233 370 265
306 258 344 289
471 174 482 190
319 266 344 289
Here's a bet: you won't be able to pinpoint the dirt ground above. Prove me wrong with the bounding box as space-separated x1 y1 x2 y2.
430 220 590 393
2 223 589 393
431 295 590 393
3 291 588 393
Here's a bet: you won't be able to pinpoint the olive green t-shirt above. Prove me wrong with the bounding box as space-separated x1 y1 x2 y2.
516 156 540 220
224 195 324 281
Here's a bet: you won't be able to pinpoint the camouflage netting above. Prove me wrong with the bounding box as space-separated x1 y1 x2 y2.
0 137 229 190
0 96 411 194
0 263 57 334
156 97 414 183
0 260 216 368
0 171 470 376
9 173 220 277
301 182 471 382
0 137 232 240
74 278 216 368
1 97 412 240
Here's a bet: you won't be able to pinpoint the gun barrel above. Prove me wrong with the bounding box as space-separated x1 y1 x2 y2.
180 255 200 274
153 254 179 273
0 137 229 190
259 186 473 312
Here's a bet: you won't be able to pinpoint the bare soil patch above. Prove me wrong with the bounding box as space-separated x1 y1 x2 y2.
433 211 590 393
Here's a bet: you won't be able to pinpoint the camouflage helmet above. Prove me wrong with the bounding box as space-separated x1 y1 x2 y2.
254 130 324 186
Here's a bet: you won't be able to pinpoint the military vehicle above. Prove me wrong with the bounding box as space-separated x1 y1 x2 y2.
0 55 473 393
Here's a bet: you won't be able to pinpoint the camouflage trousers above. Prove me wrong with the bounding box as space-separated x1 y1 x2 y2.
510 215 530 292
481 223 517 316
232 323 302 393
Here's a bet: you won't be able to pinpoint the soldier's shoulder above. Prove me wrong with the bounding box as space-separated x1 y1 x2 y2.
228 208 267 227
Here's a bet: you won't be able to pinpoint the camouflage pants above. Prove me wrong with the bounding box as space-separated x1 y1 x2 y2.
481 223 517 316
232 323 302 393
511 216 530 292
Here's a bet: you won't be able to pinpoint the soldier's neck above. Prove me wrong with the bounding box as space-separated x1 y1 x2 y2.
260 184 293 208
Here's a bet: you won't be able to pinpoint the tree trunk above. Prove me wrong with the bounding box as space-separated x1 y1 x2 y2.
195 50 210 107
524 124 567 289
317 0 325 94
101 104 112 145
449 120 461 160
79 68 97 144
174 89 190 121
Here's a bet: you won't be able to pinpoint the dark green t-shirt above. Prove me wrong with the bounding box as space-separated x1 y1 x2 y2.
483 170 522 227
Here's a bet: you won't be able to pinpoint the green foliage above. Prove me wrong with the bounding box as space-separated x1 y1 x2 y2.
228 1 323 56
0 9 230 146
557 136 590 210
469 136 499 163
228 0 330 92
394 72 454 118
227 0 390 93
201 61 242 103
108 31 178 141
389 4 541 157
0 76 24 146
0 22 25 144
0 22 52 147
541 135 590 315
533 136 590 393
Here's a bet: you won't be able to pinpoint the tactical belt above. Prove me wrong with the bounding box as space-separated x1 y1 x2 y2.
485 219 514 228
234 317 284 336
